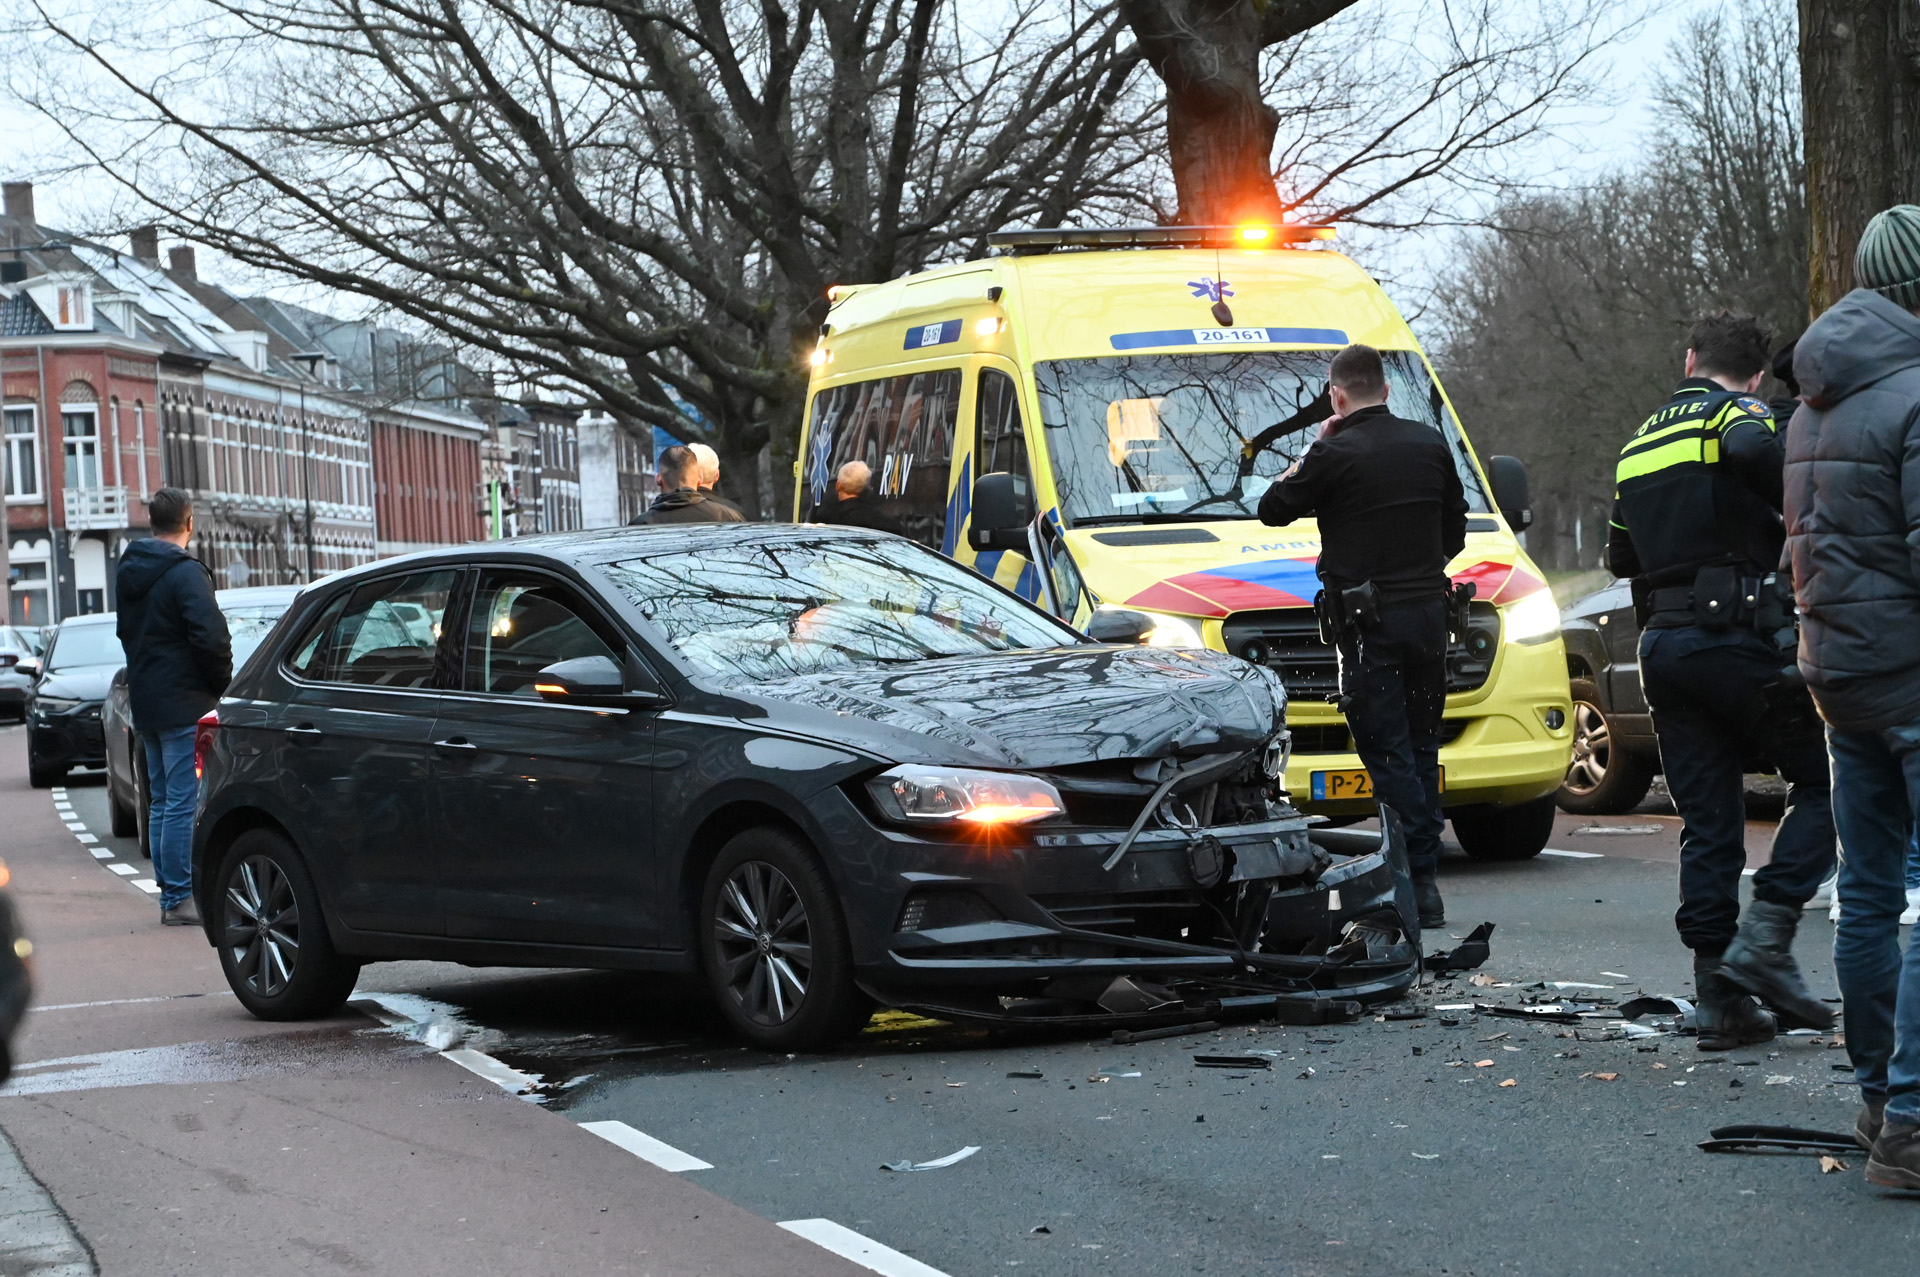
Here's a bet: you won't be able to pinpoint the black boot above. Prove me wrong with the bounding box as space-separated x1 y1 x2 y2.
1692 952 1776 1050
1719 900 1836 1031
1413 874 1445 928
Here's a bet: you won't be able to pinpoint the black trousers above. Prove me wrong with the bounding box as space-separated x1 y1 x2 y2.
1337 595 1448 878
1639 626 1836 954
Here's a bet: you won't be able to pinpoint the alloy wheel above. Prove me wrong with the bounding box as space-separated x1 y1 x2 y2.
712 860 813 1026
223 855 300 998
1564 701 1611 796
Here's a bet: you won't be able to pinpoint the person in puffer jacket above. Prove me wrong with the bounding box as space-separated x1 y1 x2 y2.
1785 204 1920 1191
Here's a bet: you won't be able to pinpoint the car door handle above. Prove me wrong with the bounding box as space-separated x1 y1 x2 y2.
284 724 323 740
433 737 478 753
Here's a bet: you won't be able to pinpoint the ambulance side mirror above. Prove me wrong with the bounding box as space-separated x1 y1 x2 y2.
1488 456 1532 531
968 472 1033 552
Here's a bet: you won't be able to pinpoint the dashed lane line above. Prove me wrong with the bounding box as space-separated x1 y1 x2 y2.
778 1219 954 1277
355 992 950 1275
1539 848 1604 859
46 786 159 896
579 1120 714 1172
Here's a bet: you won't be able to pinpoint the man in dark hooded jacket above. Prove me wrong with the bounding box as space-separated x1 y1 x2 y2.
1785 204 1920 1190
115 488 231 925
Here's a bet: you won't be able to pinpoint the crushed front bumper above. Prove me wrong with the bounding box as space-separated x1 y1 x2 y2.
845 802 1423 1026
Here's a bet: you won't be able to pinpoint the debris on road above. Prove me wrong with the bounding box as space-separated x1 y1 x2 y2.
1820 1156 1850 1174
1570 824 1664 835
1111 1020 1219 1045
1476 1003 1584 1024
1426 922 1494 974
882 1146 981 1172
1580 1072 1619 1081
1698 1125 1860 1156
1194 1055 1273 1070
1007 1070 1044 1079
1498 1079 1517 1087
1618 996 1694 1020
1412 1153 1440 1160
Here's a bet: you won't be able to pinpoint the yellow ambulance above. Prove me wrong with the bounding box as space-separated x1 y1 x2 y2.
794 225 1572 860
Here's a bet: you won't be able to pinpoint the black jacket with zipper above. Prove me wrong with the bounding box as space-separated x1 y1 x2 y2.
113 539 232 733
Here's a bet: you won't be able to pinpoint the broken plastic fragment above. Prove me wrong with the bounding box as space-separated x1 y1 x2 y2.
1498 1079 1517 1087
1411 1153 1440 1160
1820 1156 1849 1174
881 1146 981 1172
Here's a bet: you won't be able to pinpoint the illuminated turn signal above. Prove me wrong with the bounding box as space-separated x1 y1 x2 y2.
973 316 1005 337
809 347 829 368
534 682 567 696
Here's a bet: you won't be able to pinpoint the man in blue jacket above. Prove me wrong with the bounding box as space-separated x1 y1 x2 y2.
114 489 231 925
1785 205 1920 1190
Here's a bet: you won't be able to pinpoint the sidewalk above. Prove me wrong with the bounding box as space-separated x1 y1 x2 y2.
0 727 862 1276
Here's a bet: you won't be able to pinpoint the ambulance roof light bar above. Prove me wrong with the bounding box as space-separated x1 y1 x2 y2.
986 224 1335 254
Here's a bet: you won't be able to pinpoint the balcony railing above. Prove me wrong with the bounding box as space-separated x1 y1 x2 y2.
63 486 129 530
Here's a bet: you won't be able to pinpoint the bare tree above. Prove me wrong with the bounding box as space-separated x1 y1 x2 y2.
22 0 1158 513
1799 0 1920 316
1437 0 1804 571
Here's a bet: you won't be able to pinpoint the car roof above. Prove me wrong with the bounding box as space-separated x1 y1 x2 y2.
215 584 305 609
56 613 117 628
306 523 899 590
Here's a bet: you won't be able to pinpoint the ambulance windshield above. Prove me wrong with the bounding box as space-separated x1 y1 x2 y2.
1034 349 1491 525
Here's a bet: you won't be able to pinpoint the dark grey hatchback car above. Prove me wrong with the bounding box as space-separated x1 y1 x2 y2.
194 525 1418 1048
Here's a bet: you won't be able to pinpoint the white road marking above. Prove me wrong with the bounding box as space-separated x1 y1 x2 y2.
49 789 66 797
108 863 137 877
579 1119 714 1172
35 992 232 1012
1742 867 1757 877
75 833 98 844
438 1047 543 1098
88 848 112 859
778 1220 952 1277
1540 849 1604 859
130 879 160 894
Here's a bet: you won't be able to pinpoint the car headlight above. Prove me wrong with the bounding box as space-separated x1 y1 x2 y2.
1139 611 1206 648
1502 587 1561 644
32 697 80 715
867 765 1065 826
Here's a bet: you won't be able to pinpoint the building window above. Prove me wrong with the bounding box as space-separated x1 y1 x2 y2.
8 560 49 626
63 408 101 490
4 407 39 500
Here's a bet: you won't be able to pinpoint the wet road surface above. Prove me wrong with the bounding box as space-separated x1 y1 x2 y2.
17 738 1919 1275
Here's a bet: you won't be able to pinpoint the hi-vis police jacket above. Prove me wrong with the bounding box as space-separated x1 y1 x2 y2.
1605 377 1787 587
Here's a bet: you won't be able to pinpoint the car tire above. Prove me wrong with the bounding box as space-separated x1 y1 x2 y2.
27 761 63 789
699 827 871 1051
108 776 138 837
1452 795 1557 862
1556 679 1655 815
134 757 151 859
214 828 360 1021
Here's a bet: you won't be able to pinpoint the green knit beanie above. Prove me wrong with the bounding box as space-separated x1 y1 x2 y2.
1856 205 1920 310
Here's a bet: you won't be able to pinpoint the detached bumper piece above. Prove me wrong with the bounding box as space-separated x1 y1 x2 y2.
885 808 1422 1030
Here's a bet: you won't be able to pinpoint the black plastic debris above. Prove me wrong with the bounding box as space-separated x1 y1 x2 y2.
1007 1070 1044 1079
1425 922 1495 974
1030 1226 1051 1235
1619 995 1695 1020
1698 1125 1860 1156
1272 999 1362 1026
1382 1003 1426 1021
1475 1002 1585 1024
1112 1020 1220 1045
1194 1055 1273 1070
1097 976 1181 1015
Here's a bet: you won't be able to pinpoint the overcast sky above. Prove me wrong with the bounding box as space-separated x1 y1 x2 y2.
2 0 1719 318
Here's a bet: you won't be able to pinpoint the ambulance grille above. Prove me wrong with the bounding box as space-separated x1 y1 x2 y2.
1220 603 1502 700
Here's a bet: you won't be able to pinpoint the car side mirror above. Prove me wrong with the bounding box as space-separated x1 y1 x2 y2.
534 654 663 707
1488 455 1532 531
1084 608 1154 644
967 472 1032 552
16 660 38 679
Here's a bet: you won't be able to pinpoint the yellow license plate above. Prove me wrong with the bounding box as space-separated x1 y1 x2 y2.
1309 767 1444 801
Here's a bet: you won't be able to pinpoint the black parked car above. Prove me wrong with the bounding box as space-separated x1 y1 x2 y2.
1556 580 1659 814
103 584 305 850
193 526 1420 1049
26 615 126 789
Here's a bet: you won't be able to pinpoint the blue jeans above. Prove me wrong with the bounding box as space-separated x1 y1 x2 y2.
142 726 198 910
1828 721 1920 1123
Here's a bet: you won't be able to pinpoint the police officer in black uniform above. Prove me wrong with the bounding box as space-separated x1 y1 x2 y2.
1607 311 1835 1050
1260 344 1467 928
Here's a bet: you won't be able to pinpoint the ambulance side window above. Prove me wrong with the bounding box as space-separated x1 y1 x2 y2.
975 369 1031 485
802 369 961 551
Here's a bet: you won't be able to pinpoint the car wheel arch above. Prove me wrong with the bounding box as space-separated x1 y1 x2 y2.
193 805 341 938
674 799 820 941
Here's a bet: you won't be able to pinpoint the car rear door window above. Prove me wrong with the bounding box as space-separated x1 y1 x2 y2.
464 576 622 697
286 571 458 688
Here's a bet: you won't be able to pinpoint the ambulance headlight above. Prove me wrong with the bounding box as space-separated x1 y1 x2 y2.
1502 587 1561 644
1140 611 1206 648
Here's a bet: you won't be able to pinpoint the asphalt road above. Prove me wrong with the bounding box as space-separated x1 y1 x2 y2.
11 741 1919 1275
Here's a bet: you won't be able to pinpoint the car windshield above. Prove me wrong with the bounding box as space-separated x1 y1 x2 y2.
48 624 124 670
226 606 291 666
1034 349 1492 525
597 535 1083 681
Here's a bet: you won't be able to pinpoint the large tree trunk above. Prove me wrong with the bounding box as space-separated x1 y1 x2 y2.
1121 0 1358 225
1799 0 1920 317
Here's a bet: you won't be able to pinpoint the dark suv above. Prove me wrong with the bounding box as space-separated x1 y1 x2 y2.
1556 580 1659 813
193 526 1419 1048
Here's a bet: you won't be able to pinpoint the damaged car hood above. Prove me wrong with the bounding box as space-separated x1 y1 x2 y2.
727 644 1285 769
